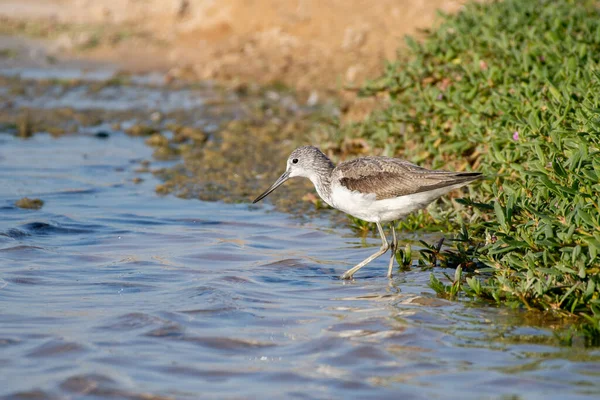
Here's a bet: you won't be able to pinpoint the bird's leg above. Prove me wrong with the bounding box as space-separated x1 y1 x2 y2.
387 222 398 278
341 222 389 280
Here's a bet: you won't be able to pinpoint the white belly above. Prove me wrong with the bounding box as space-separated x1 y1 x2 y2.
329 182 466 223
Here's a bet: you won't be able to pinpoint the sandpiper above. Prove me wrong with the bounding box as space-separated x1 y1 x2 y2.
253 146 482 279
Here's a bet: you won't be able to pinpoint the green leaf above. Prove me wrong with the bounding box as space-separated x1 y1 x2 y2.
494 201 507 230
548 83 562 102
552 157 568 179
578 208 598 227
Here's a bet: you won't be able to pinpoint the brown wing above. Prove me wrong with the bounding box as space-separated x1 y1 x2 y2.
334 157 481 200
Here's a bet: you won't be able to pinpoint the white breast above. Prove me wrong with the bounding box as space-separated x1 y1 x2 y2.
329 182 468 223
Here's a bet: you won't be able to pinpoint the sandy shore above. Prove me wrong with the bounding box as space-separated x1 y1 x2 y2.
0 0 467 97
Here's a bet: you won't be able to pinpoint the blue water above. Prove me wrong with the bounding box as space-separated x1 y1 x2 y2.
0 76 599 400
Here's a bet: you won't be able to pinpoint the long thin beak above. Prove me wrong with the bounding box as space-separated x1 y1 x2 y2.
253 170 291 203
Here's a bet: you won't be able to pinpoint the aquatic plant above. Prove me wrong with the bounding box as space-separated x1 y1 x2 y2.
342 0 600 342
15 197 44 210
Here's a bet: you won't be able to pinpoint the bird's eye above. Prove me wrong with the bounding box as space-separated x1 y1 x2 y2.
292 158 298 164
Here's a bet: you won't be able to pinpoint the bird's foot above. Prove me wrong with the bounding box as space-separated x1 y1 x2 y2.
340 272 354 280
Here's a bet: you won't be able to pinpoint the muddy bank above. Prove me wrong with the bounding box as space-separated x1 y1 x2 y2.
0 68 344 221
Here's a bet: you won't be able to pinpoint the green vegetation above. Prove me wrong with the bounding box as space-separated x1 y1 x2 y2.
336 0 600 343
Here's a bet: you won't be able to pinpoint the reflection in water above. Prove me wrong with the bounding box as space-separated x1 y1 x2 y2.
0 75 599 400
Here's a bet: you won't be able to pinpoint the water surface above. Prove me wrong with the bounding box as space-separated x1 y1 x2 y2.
1 69 599 400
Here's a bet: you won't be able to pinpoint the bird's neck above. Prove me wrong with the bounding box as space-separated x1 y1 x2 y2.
308 161 335 207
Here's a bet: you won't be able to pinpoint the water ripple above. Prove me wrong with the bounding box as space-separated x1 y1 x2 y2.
0 228 30 239
21 221 95 235
27 339 87 358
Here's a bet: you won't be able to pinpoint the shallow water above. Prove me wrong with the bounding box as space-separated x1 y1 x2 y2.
1 70 600 400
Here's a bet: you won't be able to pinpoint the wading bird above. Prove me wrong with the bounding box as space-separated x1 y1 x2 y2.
253 146 481 279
